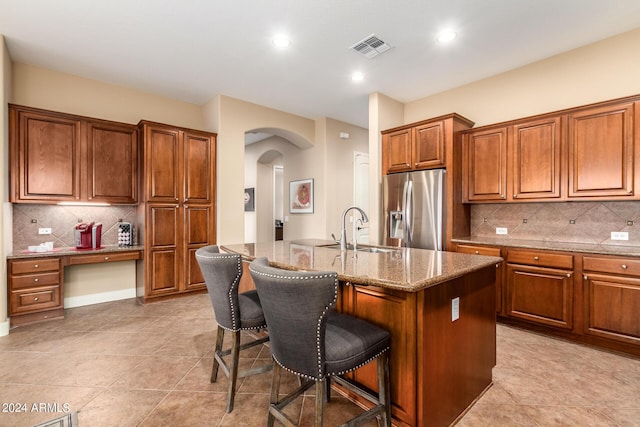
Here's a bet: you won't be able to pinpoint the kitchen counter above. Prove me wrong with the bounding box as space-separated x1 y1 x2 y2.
222 239 499 427
453 236 640 256
7 245 145 260
221 239 502 292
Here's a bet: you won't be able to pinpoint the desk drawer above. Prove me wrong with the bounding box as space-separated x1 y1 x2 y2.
583 256 640 276
11 272 60 290
67 251 141 265
507 249 573 269
10 286 62 314
456 244 501 257
10 258 60 274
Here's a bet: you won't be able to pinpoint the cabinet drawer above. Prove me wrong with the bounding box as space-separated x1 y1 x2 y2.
67 251 141 265
10 272 60 289
456 244 501 257
10 286 62 314
583 256 640 276
507 249 573 269
10 258 60 274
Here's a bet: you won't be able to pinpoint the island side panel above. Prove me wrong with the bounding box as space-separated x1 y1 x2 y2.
340 282 418 427
417 264 497 427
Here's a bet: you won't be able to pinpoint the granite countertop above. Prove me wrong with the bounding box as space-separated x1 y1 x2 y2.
221 239 502 292
452 236 640 257
7 245 145 260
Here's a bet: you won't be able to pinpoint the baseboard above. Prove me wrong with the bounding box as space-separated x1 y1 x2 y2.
0 318 9 337
64 288 136 309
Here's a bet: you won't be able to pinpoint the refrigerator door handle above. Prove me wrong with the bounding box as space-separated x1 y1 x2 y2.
405 179 413 246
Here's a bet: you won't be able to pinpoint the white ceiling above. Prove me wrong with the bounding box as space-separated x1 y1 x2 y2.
1 1 640 129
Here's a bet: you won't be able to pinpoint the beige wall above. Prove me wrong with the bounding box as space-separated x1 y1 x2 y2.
1 36 12 333
403 27 640 127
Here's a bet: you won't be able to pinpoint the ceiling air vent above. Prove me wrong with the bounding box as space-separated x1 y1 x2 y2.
350 34 392 59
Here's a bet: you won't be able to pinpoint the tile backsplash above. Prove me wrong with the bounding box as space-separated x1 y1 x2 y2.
471 201 640 245
12 204 137 251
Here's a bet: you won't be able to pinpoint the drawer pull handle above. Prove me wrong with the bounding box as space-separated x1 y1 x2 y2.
34 297 39 301
475 251 479 255
34 278 39 282
621 264 628 269
34 264 39 268
567 273 571 278
105 256 109 261
533 256 539 261
584 275 588 280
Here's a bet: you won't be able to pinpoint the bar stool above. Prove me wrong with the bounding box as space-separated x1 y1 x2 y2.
195 246 272 413
249 257 392 427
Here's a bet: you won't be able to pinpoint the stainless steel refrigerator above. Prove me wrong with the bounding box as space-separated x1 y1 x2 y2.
382 169 446 250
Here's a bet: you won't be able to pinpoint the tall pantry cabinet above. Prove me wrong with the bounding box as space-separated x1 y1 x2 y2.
136 121 217 302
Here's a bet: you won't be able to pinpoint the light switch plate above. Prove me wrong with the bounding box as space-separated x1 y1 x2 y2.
496 227 508 235
611 231 629 241
38 228 52 235
452 297 460 322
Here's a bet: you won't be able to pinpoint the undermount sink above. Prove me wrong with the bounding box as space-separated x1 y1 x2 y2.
319 243 398 253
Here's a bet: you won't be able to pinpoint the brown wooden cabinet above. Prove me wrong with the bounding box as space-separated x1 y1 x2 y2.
463 126 508 201
7 257 64 326
582 255 640 345
9 104 138 204
137 121 216 301
567 101 635 198
506 249 574 330
382 127 412 174
456 243 503 314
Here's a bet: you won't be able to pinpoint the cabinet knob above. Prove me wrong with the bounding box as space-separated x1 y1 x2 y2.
501 194 505 199
475 250 479 255
533 256 539 261
584 275 588 280
105 256 109 261
34 278 39 282
184 198 189 203
34 297 39 301
34 264 39 268
567 273 571 278
621 264 628 269
513 194 517 198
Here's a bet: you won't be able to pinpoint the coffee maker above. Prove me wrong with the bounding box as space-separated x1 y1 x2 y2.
75 222 102 249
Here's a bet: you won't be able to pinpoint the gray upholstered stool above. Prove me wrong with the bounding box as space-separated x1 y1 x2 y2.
249 257 392 427
195 246 272 413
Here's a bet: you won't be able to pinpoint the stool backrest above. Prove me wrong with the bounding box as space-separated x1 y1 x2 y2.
195 245 243 331
249 257 338 379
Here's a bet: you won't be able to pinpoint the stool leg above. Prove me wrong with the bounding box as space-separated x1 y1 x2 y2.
315 379 325 427
378 352 392 427
267 360 281 427
226 330 241 413
211 326 224 382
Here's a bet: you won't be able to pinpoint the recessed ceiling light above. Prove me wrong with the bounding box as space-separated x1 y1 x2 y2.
272 35 291 48
351 72 365 82
436 30 457 43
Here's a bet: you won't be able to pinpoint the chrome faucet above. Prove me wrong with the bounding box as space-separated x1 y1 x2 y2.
340 206 369 251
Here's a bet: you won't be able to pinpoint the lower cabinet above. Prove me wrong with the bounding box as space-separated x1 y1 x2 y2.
456 244 503 314
8 257 64 326
582 255 640 345
506 249 574 330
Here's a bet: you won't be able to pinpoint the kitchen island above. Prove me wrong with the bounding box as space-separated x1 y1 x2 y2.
221 240 502 427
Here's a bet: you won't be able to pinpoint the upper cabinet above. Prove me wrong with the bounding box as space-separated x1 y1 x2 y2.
463 96 639 203
9 104 138 204
567 101 635 198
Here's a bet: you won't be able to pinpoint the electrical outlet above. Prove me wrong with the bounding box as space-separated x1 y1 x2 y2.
496 227 508 235
38 228 52 235
451 297 460 322
611 231 629 241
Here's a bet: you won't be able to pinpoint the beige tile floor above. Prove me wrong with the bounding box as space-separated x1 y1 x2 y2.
0 293 638 427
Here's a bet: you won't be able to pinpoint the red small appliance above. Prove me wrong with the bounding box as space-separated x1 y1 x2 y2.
74 222 95 249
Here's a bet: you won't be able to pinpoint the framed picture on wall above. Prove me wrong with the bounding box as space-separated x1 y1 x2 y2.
289 178 314 213
244 188 255 212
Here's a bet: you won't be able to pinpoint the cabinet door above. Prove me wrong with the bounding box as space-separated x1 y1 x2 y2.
383 128 412 174
145 126 181 202
183 205 213 290
512 117 562 200
583 273 640 345
183 131 214 204
506 263 573 330
464 127 508 201
11 108 81 202
413 121 445 169
147 204 180 295
87 121 138 204
568 102 634 198
456 244 503 314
